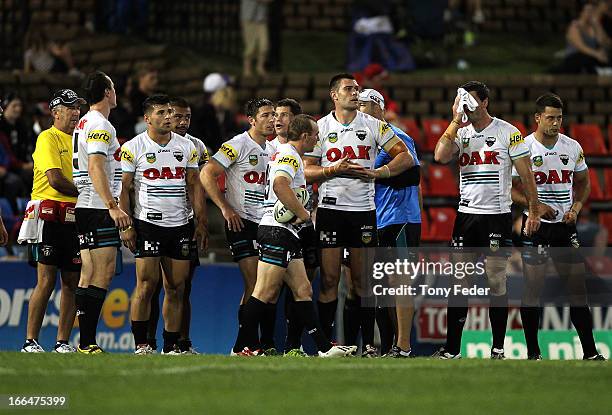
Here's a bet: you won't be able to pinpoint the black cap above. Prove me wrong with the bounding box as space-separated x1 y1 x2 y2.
49 89 86 110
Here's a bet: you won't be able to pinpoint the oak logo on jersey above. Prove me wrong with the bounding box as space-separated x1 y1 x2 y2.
219 143 238 161
462 136 470 148
87 130 111 143
143 166 186 180
327 132 338 143
113 148 121 162
121 148 135 163
356 130 367 140
146 153 156 163
559 154 569 165
533 156 543 167
380 122 391 136
249 155 258 166
173 150 184 162
243 171 266 184
326 145 371 162
459 151 500 166
534 169 572 185
485 136 496 147
509 132 524 147
278 155 299 172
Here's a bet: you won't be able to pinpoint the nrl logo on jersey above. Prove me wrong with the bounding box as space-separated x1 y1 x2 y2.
249 154 258 166
485 136 495 147
356 130 367 140
559 154 569 165
532 155 543 167
146 153 156 163
462 136 470 148
173 150 184 162
327 132 338 143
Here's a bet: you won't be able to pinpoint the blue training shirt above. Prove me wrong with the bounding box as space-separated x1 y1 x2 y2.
374 124 421 227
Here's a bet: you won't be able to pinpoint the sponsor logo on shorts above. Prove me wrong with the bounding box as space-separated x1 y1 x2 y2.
40 245 53 257
147 212 163 220
87 130 111 143
361 231 372 244
249 154 258 166
146 153 156 163
356 130 367 140
533 155 543 167
489 233 501 251
485 136 496 147
327 132 338 143
321 196 337 205
219 143 238 161
180 239 191 257
570 233 580 248
173 150 184 162
559 154 569 165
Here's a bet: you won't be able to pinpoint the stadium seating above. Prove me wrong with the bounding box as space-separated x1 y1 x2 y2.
569 124 608 156
420 211 432 242
588 169 605 201
428 207 456 242
599 212 612 244
604 168 612 200
422 119 450 152
426 165 459 197
397 118 423 150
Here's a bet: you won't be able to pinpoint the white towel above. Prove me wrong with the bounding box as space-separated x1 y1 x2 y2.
456 88 479 123
17 200 44 244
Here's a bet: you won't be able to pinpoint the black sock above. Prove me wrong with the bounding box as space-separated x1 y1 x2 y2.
147 278 162 343
376 306 395 355
445 294 468 355
358 296 376 347
489 294 508 350
147 338 158 351
242 296 266 350
520 305 541 356
343 297 360 346
178 338 192 352
317 299 338 341
260 302 277 350
79 286 107 347
285 290 303 352
295 300 331 353
75 287 88 346
233 304 246 353
570 306 597 358
162 329 180 353
131 320 149 346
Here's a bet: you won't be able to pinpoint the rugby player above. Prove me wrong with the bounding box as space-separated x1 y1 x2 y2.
358 89 422 358
120 94 207 355
239 114 357 357
0 104 8 245
73 71 129 354
512 93 605 360
20 89 84 353
146 97 209 354
201 98 274 354
304 73 413 356
433 80 541 359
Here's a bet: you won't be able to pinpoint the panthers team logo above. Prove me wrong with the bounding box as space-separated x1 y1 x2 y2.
559 154 569 165
485 136 496 147
356 130 367 140
249 155 258 166
462 136 470 148
532 156 543 167
327 132 338 143
146 153 156 163
173 150 184 162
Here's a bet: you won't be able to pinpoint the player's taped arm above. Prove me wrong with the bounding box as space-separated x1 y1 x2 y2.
571 169 590 215
88 154 116 209
187 168 207 226
434 120 461 164
45 168 78 196
273 174 309 221
119 172 134 215
304 155 328 183
377 139 414 178
512 156 539 216
200 158 229 211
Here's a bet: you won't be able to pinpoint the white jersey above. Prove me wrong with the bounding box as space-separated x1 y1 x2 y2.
260 143 306 237
513 133 586 223
305 111 395 211
212 131 271 223
184 133 210 219
454 117 530 214
73 110 122 209
121 132 198 227
268 136 282 153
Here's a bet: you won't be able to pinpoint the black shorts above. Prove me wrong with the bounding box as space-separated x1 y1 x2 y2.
30 221 81 272
134 219 193 260
258 225 303 269
225 219 259 262
298 225 319 269
521 215 582 265
451 212 512 254
316 208 378 248
75 208 121 250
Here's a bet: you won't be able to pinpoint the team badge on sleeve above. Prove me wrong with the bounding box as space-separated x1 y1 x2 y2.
220 143 238 161
87 129 111 143
509 131 524 147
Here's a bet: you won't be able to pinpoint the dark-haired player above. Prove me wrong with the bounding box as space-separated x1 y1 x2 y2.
73 71 130 354
433 80 540 359
201 98 274 354
512 93 605 361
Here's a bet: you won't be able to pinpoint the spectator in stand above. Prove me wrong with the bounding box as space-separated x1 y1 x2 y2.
354 64 399 123
129 64 159 132
551 3 610 74
31 102 53 138
241 0 272 77
192 73 240 153
108 76 137 142
0 94 33 194
23 28 79 76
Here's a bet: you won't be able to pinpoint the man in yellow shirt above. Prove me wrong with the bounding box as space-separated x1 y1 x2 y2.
21 89 84 353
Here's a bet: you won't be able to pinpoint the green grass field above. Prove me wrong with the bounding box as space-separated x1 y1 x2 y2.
0 353 610 415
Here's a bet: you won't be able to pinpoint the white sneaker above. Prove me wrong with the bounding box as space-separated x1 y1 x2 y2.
161 346 183 355
318 345 357 358
53 342 76 353
21 340 45 353
135 344 155 355
181 346 200 355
